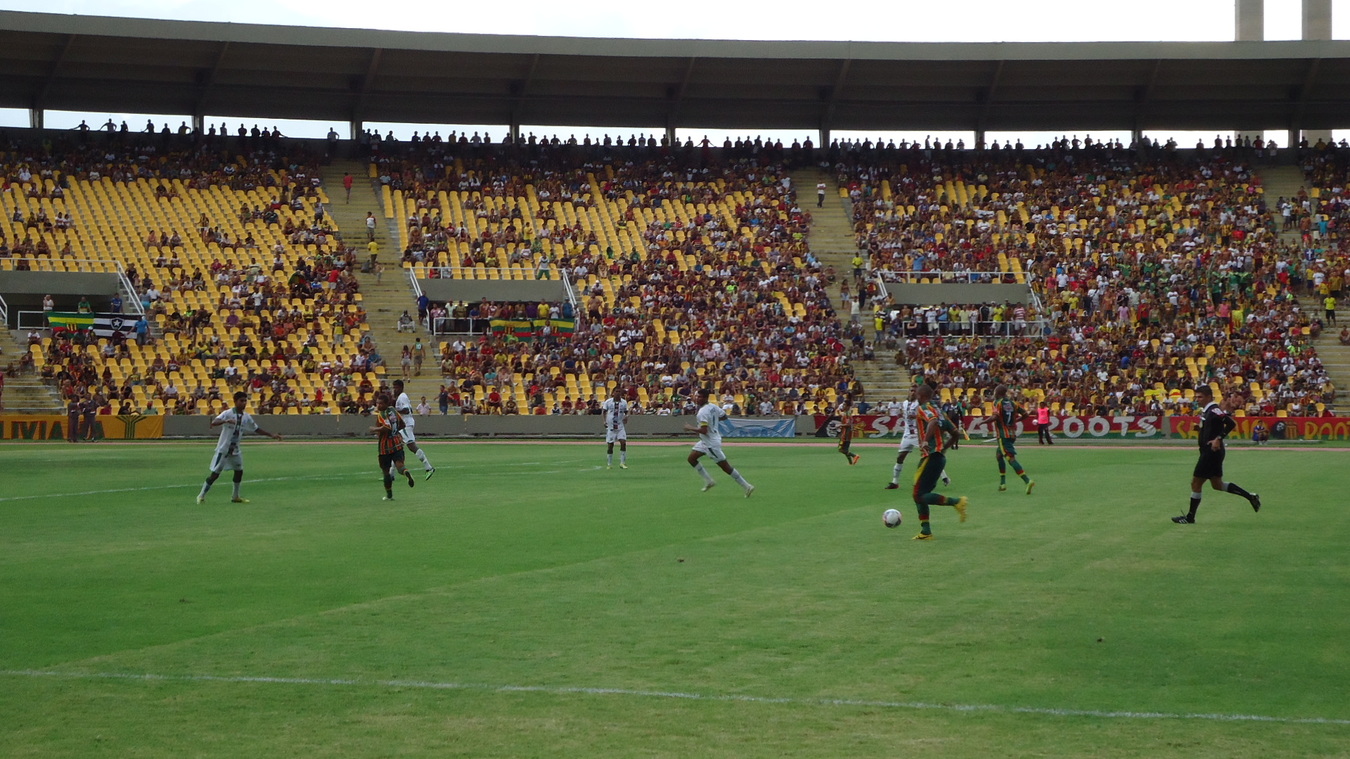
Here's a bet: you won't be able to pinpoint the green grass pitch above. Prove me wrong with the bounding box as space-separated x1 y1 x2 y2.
1 438 1348 758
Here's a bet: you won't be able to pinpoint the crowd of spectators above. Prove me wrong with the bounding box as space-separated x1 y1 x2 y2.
1 131 390 415
379 143 854 414
835 138 1338 415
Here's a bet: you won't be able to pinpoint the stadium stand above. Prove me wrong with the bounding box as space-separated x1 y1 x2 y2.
839 140 1336 416
374 142 854 415
0 130 1340 416
1 134 379 415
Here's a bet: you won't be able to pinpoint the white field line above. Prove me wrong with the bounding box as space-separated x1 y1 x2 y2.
0 459 600 503
0 473 366 503
1 669 1347 726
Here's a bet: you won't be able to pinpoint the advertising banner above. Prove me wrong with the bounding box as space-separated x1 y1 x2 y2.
1 414 164 440
814 414 1347 441
1167 415 1350 441
816 414 1161 440
718 417 796 439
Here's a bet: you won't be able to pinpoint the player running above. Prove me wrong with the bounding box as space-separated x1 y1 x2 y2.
992 384 1035 494
910 382 969 540
886 387 949 489
601 386 630 469
683 387 755 497
836 396 861 466
197 391 282 504
392 379 436 479
371 392 417 500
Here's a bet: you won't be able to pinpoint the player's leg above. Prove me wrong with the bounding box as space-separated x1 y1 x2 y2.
380 453 396 500
911 456 937 537
403 430 434 475
1004 444 1033 492
606 441 615 468
198 453 225 502
889 448 909 488
688 448 717 490
396 451 415 487
618 438 628 468
996 446 1008 490
714 455 754 496
838 434 854 462
231 468 247 503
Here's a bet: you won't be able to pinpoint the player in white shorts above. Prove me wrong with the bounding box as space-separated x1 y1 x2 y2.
601 387 630 469
886 387 949 489
683 387 754 496
197 391 283 504
392 379 436 479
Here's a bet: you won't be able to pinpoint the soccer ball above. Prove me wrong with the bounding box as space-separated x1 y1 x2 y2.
882 508 903 528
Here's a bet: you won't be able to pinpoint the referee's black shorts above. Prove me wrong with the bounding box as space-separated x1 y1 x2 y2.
1193 448 1225 479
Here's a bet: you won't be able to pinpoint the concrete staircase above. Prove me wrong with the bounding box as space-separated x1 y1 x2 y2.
793 167 911 405
1298 296 1350 411
319 160 443 403
1 331 62 413
1256 165 1311 243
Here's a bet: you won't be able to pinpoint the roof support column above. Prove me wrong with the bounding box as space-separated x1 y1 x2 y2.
1303 0 1332 39
1235 0 1264 41
1301 0 1333 146
29 108 43 131
819 128 830 149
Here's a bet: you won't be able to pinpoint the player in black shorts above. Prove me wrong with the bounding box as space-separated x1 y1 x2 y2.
1173 385 1261 524
371 393 416 501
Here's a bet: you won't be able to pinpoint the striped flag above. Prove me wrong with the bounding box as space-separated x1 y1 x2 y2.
47 312 135 338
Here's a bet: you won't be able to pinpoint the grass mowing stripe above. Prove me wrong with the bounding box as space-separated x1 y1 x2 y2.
5 669 1348 726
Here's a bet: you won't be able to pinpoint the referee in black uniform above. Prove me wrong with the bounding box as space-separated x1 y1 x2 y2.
1173 385 1261 524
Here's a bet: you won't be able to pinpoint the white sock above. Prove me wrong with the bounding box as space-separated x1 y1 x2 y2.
415 448 432 469
232 481 241 499
607 453 613 465
730 469 751 489
620 450 627 464
199 481 211 497
693 463 715 484
892 464 902 484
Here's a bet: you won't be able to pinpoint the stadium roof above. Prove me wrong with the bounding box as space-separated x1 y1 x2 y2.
3 10 1350 134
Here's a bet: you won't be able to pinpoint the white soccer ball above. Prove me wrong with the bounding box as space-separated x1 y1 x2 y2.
882 508 903 528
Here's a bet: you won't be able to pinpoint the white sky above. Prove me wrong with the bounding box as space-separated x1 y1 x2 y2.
2 0 1347 142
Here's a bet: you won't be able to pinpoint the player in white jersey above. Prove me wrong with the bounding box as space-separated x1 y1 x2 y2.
601 387 630 469
682 387 754 496
197 391 282 503
392 380 436 479
885 387 949 489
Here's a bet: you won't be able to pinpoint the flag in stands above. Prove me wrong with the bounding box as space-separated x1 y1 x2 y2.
46 312 135 338
487 317 575 339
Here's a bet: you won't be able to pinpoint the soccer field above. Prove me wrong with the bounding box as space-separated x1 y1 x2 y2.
1 439 1347 758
